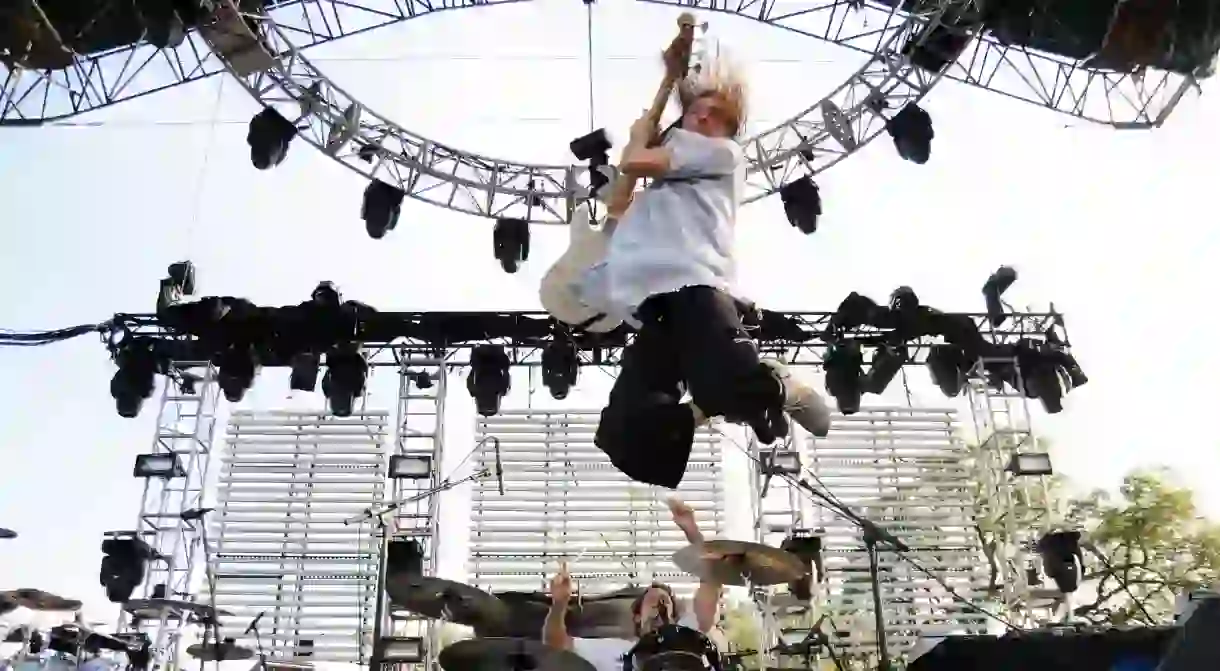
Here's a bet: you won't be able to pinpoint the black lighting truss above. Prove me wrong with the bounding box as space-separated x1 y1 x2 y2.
107 307 1066 368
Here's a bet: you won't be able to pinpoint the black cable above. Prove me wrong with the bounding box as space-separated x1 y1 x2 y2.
0 323 105 346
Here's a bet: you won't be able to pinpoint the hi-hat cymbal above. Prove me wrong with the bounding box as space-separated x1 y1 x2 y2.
0 528 16 540
123 598 231 621
0 589 83 612
438 638 595 671
672 540 806 586
387 575 508 631
187 642 255 662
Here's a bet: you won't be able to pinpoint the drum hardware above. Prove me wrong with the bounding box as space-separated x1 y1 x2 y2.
629 624 722 671
186 639 255 662
386 576 509 631
121 600 229 623
672 541 806 587
437 637 595 671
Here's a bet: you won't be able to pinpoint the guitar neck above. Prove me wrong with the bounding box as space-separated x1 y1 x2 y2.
644 75 679 134
603 75 679 219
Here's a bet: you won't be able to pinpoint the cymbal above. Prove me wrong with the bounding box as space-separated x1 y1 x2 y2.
0 528 16 539
387 575 508 631
123 598 231 621
187 642 255 662
672 540 806 586
0 589 83 612
438 638 595 671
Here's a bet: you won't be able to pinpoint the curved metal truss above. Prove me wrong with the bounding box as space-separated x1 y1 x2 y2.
201 0 953 223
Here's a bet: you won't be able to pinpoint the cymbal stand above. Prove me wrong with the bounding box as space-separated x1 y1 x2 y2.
347 470 489 667
791 478 908 671
198 523 223 671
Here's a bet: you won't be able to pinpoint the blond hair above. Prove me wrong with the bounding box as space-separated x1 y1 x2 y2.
674 50 748 137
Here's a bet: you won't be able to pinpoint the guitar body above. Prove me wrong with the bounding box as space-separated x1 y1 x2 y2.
539 203 621 333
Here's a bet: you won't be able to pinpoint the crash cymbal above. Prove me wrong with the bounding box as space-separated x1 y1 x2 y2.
387 575 508 631
438 638 595 671
672 540 806 586
0 528 16 539
187 640 255 662
123 599 230 621
0 589 82 612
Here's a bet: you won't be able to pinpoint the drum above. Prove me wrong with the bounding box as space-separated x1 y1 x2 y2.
12 655 75 671
630 625 721 671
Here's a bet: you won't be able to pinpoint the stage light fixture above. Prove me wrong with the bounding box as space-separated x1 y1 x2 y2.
1006 452 1053 477
110 339 160 418
373 636 424 665
467 344 511 417
322 344 368 417
1046 328 1089 390
132 453 185 479
387 538 426 576
1036 530 1084 594
823 341 865 415
570 128 612 161
289 352 320 392
311 281 342 307
780 532 824 601
865 344 908 395
409 370 434 389
216 344 260 403
541 339 579 400
926 344 969 398
779 177 822 235
982 266 1017 327
389 454 433 480
493 217 531 273
134 0 187 49
100 536 156 604
247 106 297 170
765 449 801 475
362 179 405 239
886 103 934 164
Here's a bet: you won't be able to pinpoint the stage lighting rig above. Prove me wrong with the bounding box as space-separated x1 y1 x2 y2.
780 531 825 601
823 340 865 414
541 339 579 400
99 534 158 604
156 260 197 313
289 352 321 392
493 217 530 274
133 0 189 49
926 343 969 398
1036 530 1084 594
110 338 161 419
865 344 908 395
983 266 1018 327
1047 327 1088 390
467 344 511 416
779 177 822 235
362 179 405 240
247 106 297 170
215 344 260 403
312 281 342 307
570 129 613 198
322 343 368 417
886 103 934 165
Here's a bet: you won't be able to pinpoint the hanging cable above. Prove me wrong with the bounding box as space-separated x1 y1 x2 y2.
186 77 227 259
585 2 596 132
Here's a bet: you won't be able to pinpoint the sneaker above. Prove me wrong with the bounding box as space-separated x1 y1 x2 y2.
762 359 831 437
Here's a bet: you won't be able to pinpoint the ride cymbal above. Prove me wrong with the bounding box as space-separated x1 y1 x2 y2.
672 540 806 586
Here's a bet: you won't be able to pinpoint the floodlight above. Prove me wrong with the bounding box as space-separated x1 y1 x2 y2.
100 536 156 604
765 449 801 475
823 341 864 414
132 453 185 479
926 344 968 398
247 106 297 170
541 339 579 400
570 128 611 161
1006 452 1053 477
1036 530 1083 594
467 345 511 416
311 281 342 307
216 344 260 403
493 218 531 274
865 344 907 395
289 352 320 392
362 180 404 240
110 339 159 418
779 177 821 235
982 266 1017 327
780 532 824 601
373 636 425 665
322 344 368 417
389 454 433 480
886 103 934 164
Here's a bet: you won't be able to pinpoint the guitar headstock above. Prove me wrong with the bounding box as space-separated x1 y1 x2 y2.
663 12 707 82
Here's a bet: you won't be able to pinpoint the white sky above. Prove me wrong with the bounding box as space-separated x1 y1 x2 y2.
1 0 1218 632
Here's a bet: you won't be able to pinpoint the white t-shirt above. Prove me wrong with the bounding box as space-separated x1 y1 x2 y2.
570 613 703 671
577 129 744 327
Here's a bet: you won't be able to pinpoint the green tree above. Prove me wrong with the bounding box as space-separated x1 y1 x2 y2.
1069 468 1220 625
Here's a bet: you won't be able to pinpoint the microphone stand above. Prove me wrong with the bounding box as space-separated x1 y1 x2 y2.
347 470 490 667
790 477 908 671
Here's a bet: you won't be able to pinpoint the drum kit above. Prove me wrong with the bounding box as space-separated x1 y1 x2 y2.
0 590 145 671
381 539 810 671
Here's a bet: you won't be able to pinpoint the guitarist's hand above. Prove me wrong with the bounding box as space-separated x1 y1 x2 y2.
662 33 692 82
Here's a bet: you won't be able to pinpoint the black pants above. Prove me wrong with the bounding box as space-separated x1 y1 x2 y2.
595 285 786 488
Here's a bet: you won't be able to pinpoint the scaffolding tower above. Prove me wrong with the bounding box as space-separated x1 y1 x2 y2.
209 409 390 664
118 364 221 669
382 359 449 670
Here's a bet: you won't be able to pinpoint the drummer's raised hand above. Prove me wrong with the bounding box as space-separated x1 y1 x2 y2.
666 494 704 544
549 562 573 604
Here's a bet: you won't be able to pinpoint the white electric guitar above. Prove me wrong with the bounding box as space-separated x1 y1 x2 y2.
538 14 702 332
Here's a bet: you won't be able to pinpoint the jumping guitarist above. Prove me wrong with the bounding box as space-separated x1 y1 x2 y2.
580 21 831 489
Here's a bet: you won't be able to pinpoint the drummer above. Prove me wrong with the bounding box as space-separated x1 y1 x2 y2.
542 497 720 671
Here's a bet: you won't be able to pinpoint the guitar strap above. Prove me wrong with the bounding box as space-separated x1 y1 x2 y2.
575 313 609 331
